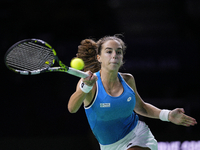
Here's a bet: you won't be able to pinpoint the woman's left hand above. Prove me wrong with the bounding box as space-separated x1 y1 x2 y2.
168 108 197 127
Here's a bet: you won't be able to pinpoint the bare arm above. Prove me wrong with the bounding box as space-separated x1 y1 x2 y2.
68 71 97 113
123 73 197 126
124 73 161 119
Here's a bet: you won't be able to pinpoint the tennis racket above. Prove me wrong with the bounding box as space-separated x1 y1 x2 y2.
4 39 89 78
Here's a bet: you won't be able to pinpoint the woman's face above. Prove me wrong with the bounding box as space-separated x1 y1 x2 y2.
97 40 123 72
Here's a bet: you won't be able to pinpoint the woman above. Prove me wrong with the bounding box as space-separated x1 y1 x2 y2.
68 35 197 150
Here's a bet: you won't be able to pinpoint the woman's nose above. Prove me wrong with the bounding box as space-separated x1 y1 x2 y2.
112 51 117 58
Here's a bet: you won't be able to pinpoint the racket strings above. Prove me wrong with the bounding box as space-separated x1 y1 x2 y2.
6 42 54 71
6 45 53 71
6 45 46 70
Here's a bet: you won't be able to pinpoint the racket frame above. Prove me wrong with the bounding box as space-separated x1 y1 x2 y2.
4 39 88 78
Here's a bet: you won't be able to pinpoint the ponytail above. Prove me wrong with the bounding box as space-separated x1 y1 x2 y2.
76 39 101 73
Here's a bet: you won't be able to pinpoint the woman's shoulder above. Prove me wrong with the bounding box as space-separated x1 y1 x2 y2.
119 72 135 83
119 72 136 91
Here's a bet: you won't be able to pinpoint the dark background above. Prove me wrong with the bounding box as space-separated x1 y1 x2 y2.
1 0 199 149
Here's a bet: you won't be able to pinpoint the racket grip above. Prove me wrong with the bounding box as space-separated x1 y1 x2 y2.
67 67 89 78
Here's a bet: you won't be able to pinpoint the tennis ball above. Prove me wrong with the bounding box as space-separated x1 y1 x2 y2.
70 58 84 70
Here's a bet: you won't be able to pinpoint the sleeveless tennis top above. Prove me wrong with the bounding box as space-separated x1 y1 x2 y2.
84 71 139 145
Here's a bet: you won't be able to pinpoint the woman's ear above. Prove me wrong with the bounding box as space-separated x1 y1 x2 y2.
97 55 101 63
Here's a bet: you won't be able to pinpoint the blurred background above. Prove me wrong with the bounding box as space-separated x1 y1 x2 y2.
0 0 199 149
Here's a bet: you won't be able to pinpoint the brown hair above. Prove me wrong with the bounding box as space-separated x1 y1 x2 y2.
76 35 126 73
97 35 126 55
76 39 100 73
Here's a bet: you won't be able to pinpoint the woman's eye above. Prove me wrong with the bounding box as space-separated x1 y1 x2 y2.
117 51 122 54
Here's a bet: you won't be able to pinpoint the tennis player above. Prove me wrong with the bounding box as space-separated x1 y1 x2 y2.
68 35 197 150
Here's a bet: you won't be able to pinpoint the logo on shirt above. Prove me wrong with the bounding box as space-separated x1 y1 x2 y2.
127 97 132 102
100 103 111 108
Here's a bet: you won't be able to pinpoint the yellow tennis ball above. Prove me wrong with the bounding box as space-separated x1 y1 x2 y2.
70 58 84 70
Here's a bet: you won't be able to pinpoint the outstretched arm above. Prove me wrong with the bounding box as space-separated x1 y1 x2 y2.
124 73 197 127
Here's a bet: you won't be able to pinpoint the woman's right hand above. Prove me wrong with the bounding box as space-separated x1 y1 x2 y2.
82 70 98 86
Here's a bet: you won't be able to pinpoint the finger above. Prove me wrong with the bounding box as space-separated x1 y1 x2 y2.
182 120 196 126
182 115 197 126
184 114 196 121
91 74 98 81
185 117 197 125
86 70 92 77
88 71 94 78
181 122 191 127
178 108 185 114
84 71 92 80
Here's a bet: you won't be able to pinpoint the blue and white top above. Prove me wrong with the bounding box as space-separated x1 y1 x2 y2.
84 71 139 145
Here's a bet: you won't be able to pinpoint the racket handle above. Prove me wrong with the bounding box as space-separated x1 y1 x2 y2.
67 67 89 78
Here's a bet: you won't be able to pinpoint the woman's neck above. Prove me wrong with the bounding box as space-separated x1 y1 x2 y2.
100 69 119 88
